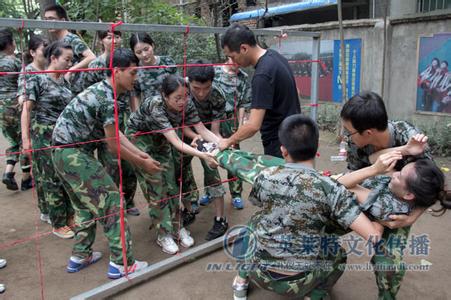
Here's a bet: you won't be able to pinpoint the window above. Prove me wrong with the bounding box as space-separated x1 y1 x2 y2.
417 0 451 13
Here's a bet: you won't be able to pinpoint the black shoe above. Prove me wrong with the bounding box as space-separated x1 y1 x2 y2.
205 217 228 241
181 208 196 227
20 177 33 191
2 172 18 191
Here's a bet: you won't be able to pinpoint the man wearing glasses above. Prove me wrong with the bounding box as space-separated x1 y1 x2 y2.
340 90 432 300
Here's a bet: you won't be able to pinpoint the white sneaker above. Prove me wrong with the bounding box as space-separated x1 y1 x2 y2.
40 213 51 224
0 258 6 269
179 228 194 248
157 235 179 255
0 283 5 293
108 260 148 279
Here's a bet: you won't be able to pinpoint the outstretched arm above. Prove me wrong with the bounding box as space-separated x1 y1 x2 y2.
369 134 428 164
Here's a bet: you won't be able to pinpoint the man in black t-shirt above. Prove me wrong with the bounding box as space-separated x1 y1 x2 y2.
218 24 300 157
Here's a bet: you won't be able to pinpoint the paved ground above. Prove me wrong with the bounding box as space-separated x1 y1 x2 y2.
0 131 450 299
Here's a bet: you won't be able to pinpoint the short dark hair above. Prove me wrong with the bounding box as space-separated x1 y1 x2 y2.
105 48 139 77
161 74 187 97
406 159 451 214
24 35 48 64
97 30 122 40
340 91 388 132
44 4 69 20
0 28 14 52
187 59 214 83
221 23 257 52
129 32 155 52
278 114 319 161
44 41 72 64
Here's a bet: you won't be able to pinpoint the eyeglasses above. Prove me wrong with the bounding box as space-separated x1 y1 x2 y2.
343 129 359 139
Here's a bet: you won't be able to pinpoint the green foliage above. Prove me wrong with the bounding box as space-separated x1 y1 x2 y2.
302 102 341 132
413 119 451 157
0 0 26 18
54 0 218 62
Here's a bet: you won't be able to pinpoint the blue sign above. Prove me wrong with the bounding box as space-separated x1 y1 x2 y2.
332 39 362 102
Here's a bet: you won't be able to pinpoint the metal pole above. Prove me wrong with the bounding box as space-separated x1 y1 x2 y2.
70 233 235 300
337 0 347 103
0 18 320 37
310 36 320 122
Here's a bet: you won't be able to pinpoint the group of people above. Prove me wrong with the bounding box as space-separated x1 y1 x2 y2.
0 7 450 299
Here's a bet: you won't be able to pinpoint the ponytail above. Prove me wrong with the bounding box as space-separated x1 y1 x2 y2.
432 189 451 216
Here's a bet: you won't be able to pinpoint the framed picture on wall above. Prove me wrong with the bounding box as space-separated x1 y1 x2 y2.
416 32 451 114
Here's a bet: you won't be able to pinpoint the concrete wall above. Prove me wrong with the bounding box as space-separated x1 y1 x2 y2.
275 11 451 123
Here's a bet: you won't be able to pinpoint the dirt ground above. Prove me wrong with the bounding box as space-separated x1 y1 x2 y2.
0 131 450 300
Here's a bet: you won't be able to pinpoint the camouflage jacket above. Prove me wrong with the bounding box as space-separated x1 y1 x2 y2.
83 54 107 89
360 175 412 221
52 79 118 151
127 94 200 134
213 65 251 115
81 54 130 123
346 120 433 171
0 52 21 99
133 56 177 101
248 163 361 273
17 63 37 99
25 73 73 125
62 32 90 94
190 84 226 124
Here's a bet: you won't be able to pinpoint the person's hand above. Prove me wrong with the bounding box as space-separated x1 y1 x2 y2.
218 138 231 151
379 213 416 229
404 133 428 156
141 156 163 175
372 151 402 174
202 152 219 169
190 135 203 149
138 152 150 160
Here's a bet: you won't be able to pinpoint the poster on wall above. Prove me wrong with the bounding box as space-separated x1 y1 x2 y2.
270 38 361 103
332 39 362 102
416 32 451 114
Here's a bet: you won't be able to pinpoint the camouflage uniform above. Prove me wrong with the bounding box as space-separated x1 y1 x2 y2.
240 163 362 298
62 32 90 95
17 63 47 214
216 149 284 184
346 120 433 172
0 53 30 172
191 84 226 200
81 55 138 209
52 80 134 264
360 176 412 221
346 120 432 300
126 95 201 236
214 66 251 198
25 73 75 228
133 56 177 102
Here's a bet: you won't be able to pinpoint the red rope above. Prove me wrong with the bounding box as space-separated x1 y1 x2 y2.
17 19 46 300
108 21 130 278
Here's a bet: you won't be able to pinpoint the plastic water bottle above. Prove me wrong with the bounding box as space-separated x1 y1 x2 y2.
331 139 347 162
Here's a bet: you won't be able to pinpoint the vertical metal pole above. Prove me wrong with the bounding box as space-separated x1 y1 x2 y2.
310 36 320 122
337 0 347 103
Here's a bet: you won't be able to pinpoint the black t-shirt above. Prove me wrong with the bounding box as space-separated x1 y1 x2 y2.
251 49 300 143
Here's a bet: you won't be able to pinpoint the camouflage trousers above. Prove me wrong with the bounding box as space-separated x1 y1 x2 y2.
200 158 226 199
97 143 137 209
173 132 199 205
237 223 346 299
372 226 411 300
216 149 285 184
0 97 30 170
52 147 134 265
30 148 48 215
131 133 182 237
220 117 243 198
32 123 73 227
